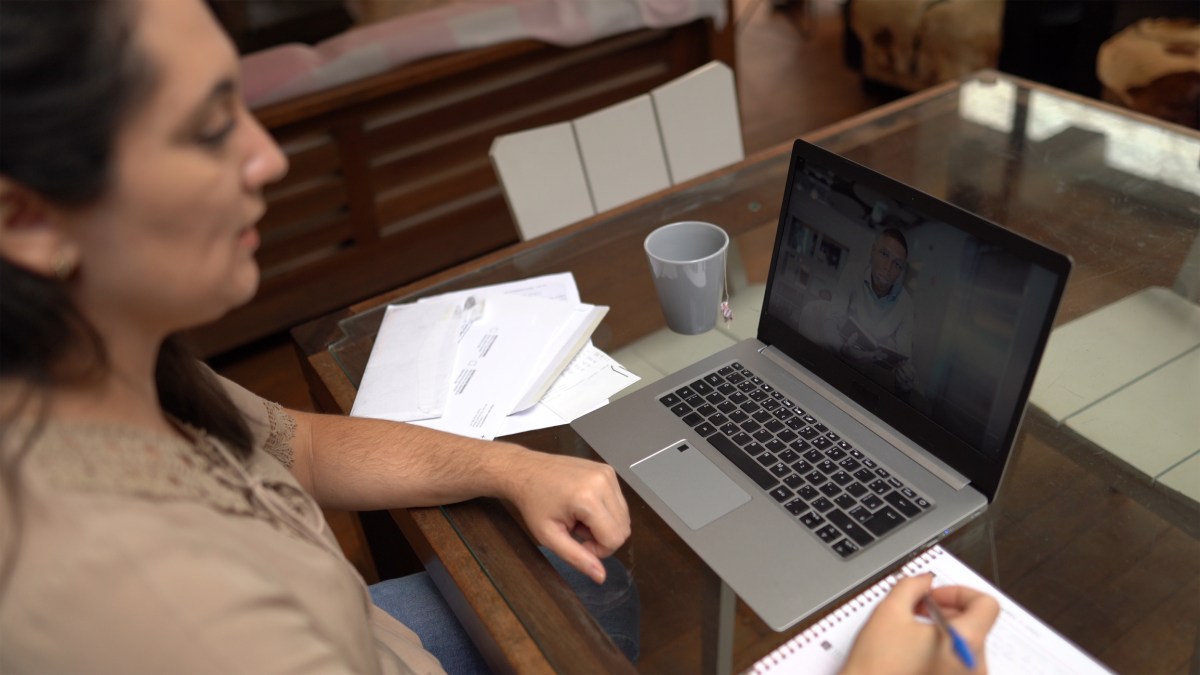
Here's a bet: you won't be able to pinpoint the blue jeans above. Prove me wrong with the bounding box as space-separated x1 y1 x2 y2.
369 550 639 674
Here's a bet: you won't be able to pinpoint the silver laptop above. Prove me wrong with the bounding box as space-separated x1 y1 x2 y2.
572 140 1071 631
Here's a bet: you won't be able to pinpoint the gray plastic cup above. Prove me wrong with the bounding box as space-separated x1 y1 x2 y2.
644 221 729 335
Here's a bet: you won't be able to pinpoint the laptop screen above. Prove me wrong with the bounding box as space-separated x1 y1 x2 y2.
760 143 1069 491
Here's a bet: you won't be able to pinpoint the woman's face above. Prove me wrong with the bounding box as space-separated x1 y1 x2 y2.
65 0 287 337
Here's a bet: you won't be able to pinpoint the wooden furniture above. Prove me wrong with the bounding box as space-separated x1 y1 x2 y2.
188 7 735 356
293 72 1200 673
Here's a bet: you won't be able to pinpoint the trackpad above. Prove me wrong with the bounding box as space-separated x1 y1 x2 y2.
631 441 751 530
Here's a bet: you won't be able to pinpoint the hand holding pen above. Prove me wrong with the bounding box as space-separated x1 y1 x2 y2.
841 574 1000 675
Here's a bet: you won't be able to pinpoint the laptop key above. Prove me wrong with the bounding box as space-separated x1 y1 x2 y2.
719 423 739 436
765 439 786 454
791 460 813 474
709 413 729 427
816 459 838 474
691 380 714 395
731 432 753 446
812 437 832 450
717 401 737 414
752 429 773 443
811 497 834 513
777 429 798 443
861 494 884 510
827 510 875 546
707 433 777 490
705 392 724 405
853 469 874 483
675 386 695 399
839 458 861 472
729 392 748 405
833 494 856 510
815 525 840 542
745 443 765 457
729 410 749 424
805 470 828 486
861 506 906 537
660 393 681 407
694 422 717 437
717 366 734 377
682 412 704 427
696 404 716 417
884 491 921 517
799 512 824 529
915 497 932 509
845 482 868 498
830 470 854 486
769 486 793 502
749 390 769 402
798 485 819 500
752 410 773 424
769 462 791 478
717 382 736 396
868 480 891 495
740 420 761 433
754 451 775 467
704 373 723 386
785 498 809 516
832 539 860 558
783 474 805 489
825 447 846 461
819 483 841 498
741 401 762 414
670 402 691 417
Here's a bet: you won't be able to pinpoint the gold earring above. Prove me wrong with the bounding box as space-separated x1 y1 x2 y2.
52 251 77 281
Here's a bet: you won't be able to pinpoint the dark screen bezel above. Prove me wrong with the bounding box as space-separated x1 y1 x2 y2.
757 140 1072 500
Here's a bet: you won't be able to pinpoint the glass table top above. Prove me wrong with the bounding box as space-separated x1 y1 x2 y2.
321 72 1200 673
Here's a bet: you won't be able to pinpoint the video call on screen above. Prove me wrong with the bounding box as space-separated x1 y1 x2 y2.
765 160 1059 457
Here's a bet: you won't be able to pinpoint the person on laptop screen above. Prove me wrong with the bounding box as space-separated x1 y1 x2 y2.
822 226 918 396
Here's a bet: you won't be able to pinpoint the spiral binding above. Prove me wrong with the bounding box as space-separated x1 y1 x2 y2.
753 546 946 672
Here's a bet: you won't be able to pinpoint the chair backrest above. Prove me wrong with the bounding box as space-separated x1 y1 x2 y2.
490 61 743 241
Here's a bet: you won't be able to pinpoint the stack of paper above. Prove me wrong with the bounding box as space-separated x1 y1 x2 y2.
351 273 640 439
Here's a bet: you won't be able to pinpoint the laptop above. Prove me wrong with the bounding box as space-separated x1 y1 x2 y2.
571 140 1071 631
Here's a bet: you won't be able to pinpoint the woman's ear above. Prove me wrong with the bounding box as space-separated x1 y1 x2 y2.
0 178 79 279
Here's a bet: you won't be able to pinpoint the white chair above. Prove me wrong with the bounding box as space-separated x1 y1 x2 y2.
490 61 744 241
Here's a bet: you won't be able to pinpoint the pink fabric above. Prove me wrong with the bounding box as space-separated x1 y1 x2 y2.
241 0 727 108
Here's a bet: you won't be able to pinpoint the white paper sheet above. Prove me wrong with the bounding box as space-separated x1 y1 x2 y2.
411 294 604 439
500 344 640 435
350 300 465 422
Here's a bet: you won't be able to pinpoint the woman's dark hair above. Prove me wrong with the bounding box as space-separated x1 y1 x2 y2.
0 0 253 588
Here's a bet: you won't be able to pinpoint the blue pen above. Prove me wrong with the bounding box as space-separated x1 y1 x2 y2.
921 593 976 670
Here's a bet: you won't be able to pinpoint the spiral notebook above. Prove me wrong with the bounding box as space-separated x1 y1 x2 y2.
749 546 1112 675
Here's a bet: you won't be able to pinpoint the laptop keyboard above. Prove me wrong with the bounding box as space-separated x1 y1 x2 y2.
658 361 933 559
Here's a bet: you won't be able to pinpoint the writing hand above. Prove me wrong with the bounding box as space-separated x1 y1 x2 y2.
840 574 999 675
500 448 630 584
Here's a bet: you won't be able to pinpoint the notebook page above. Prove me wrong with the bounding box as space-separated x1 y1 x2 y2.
750 546 1112 675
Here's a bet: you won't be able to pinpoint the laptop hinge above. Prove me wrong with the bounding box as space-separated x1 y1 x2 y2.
759 345 971 490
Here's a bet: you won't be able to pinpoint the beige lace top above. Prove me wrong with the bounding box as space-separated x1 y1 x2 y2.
0 370 445 674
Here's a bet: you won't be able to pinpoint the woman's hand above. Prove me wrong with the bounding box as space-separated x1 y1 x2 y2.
499 447 631 584
841 574 999 675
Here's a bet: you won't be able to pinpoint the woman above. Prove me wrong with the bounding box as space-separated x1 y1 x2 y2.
0 0 996 672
